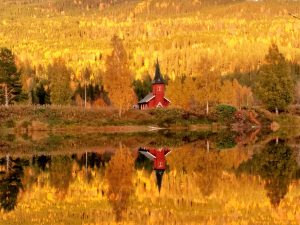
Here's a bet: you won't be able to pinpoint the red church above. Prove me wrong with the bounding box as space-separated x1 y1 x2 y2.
138 61 171 110
138 147 171 192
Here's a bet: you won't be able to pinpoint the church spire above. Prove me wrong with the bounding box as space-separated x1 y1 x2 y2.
152 59 165 84
155 170 164 193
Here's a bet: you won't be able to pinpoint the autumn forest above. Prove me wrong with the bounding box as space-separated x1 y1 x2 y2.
2 1 300 224
1 0 300 116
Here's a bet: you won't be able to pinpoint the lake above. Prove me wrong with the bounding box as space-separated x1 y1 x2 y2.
0 129 300 224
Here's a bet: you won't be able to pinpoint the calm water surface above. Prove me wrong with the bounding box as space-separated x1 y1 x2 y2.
0 130 300 225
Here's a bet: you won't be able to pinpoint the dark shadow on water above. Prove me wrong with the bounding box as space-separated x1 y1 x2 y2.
237 139 299 207
0 157 28 212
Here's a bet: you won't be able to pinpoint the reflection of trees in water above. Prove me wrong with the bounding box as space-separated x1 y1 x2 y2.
168 147 223 197
0 157 28 212
73 152 112 183
105 147 134 222
237 139 298 207
135 153 153 174
216 131 237 149
33 155 51 171
49 156 73 199
74 152 111 169
28 155 51 188
196 151 223 197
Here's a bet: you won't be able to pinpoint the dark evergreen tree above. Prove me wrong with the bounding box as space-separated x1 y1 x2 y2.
254 44 294 112
73 83 104 103
0 48 26 106
87 84 95 101
94 84 102 100
73 83 84 99
133 74 152 101
35 79 50 105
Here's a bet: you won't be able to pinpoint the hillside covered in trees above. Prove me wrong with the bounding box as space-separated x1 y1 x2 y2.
2 0 300 78
1 0 300 117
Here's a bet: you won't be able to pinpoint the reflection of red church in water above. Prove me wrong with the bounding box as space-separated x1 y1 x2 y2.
138 147 171 192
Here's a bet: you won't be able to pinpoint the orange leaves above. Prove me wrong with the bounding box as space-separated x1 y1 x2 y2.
105 146 135 221
219 79 253 109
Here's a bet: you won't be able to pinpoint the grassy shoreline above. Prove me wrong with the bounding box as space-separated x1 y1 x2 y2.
1 105 299 134
1 105 300 157
0 105 215 132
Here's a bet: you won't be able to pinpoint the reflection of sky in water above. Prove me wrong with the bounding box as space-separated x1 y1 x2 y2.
0 134 300 224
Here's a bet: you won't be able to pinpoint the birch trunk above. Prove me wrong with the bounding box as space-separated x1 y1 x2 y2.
206 100 209 115
84 83 87 108
4 83 8 107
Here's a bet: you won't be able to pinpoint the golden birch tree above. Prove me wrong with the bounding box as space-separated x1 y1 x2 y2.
103 36 137 117
194 58 221 115
219 79 253 108
166 76 196 110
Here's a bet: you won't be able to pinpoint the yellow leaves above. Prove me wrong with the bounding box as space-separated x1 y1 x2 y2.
46 193 54 202
53 51 62 59
166 76 192 110
2 4 300 81
134 1 147 15
44 51 52 59
219 79 253 109
287 211 295 221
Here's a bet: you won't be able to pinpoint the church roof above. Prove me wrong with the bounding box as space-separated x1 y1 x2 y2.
152 60 165 84
164 97 171 103
138 93 155 104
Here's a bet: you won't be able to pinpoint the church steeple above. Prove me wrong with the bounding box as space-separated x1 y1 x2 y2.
155 170 164 193
152 60 165 84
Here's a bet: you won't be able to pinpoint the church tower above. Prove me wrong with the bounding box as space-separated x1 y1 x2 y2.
152 60 165 107
137 60 170 109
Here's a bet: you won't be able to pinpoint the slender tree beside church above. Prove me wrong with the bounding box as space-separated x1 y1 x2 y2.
103 36 136 117
255 44 294 113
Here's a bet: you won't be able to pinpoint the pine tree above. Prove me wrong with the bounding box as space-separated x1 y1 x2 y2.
133 74 152 101
0 48 26 106
103 36 136 117
36 82 50 105
255 44 294 113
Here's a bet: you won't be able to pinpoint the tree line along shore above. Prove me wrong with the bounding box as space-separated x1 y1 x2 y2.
1 32 300 126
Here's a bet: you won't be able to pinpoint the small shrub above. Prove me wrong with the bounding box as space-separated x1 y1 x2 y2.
5 119 15 128
215 104 237 123
5 134 16 142
216 131 237 149
21 120 32 129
